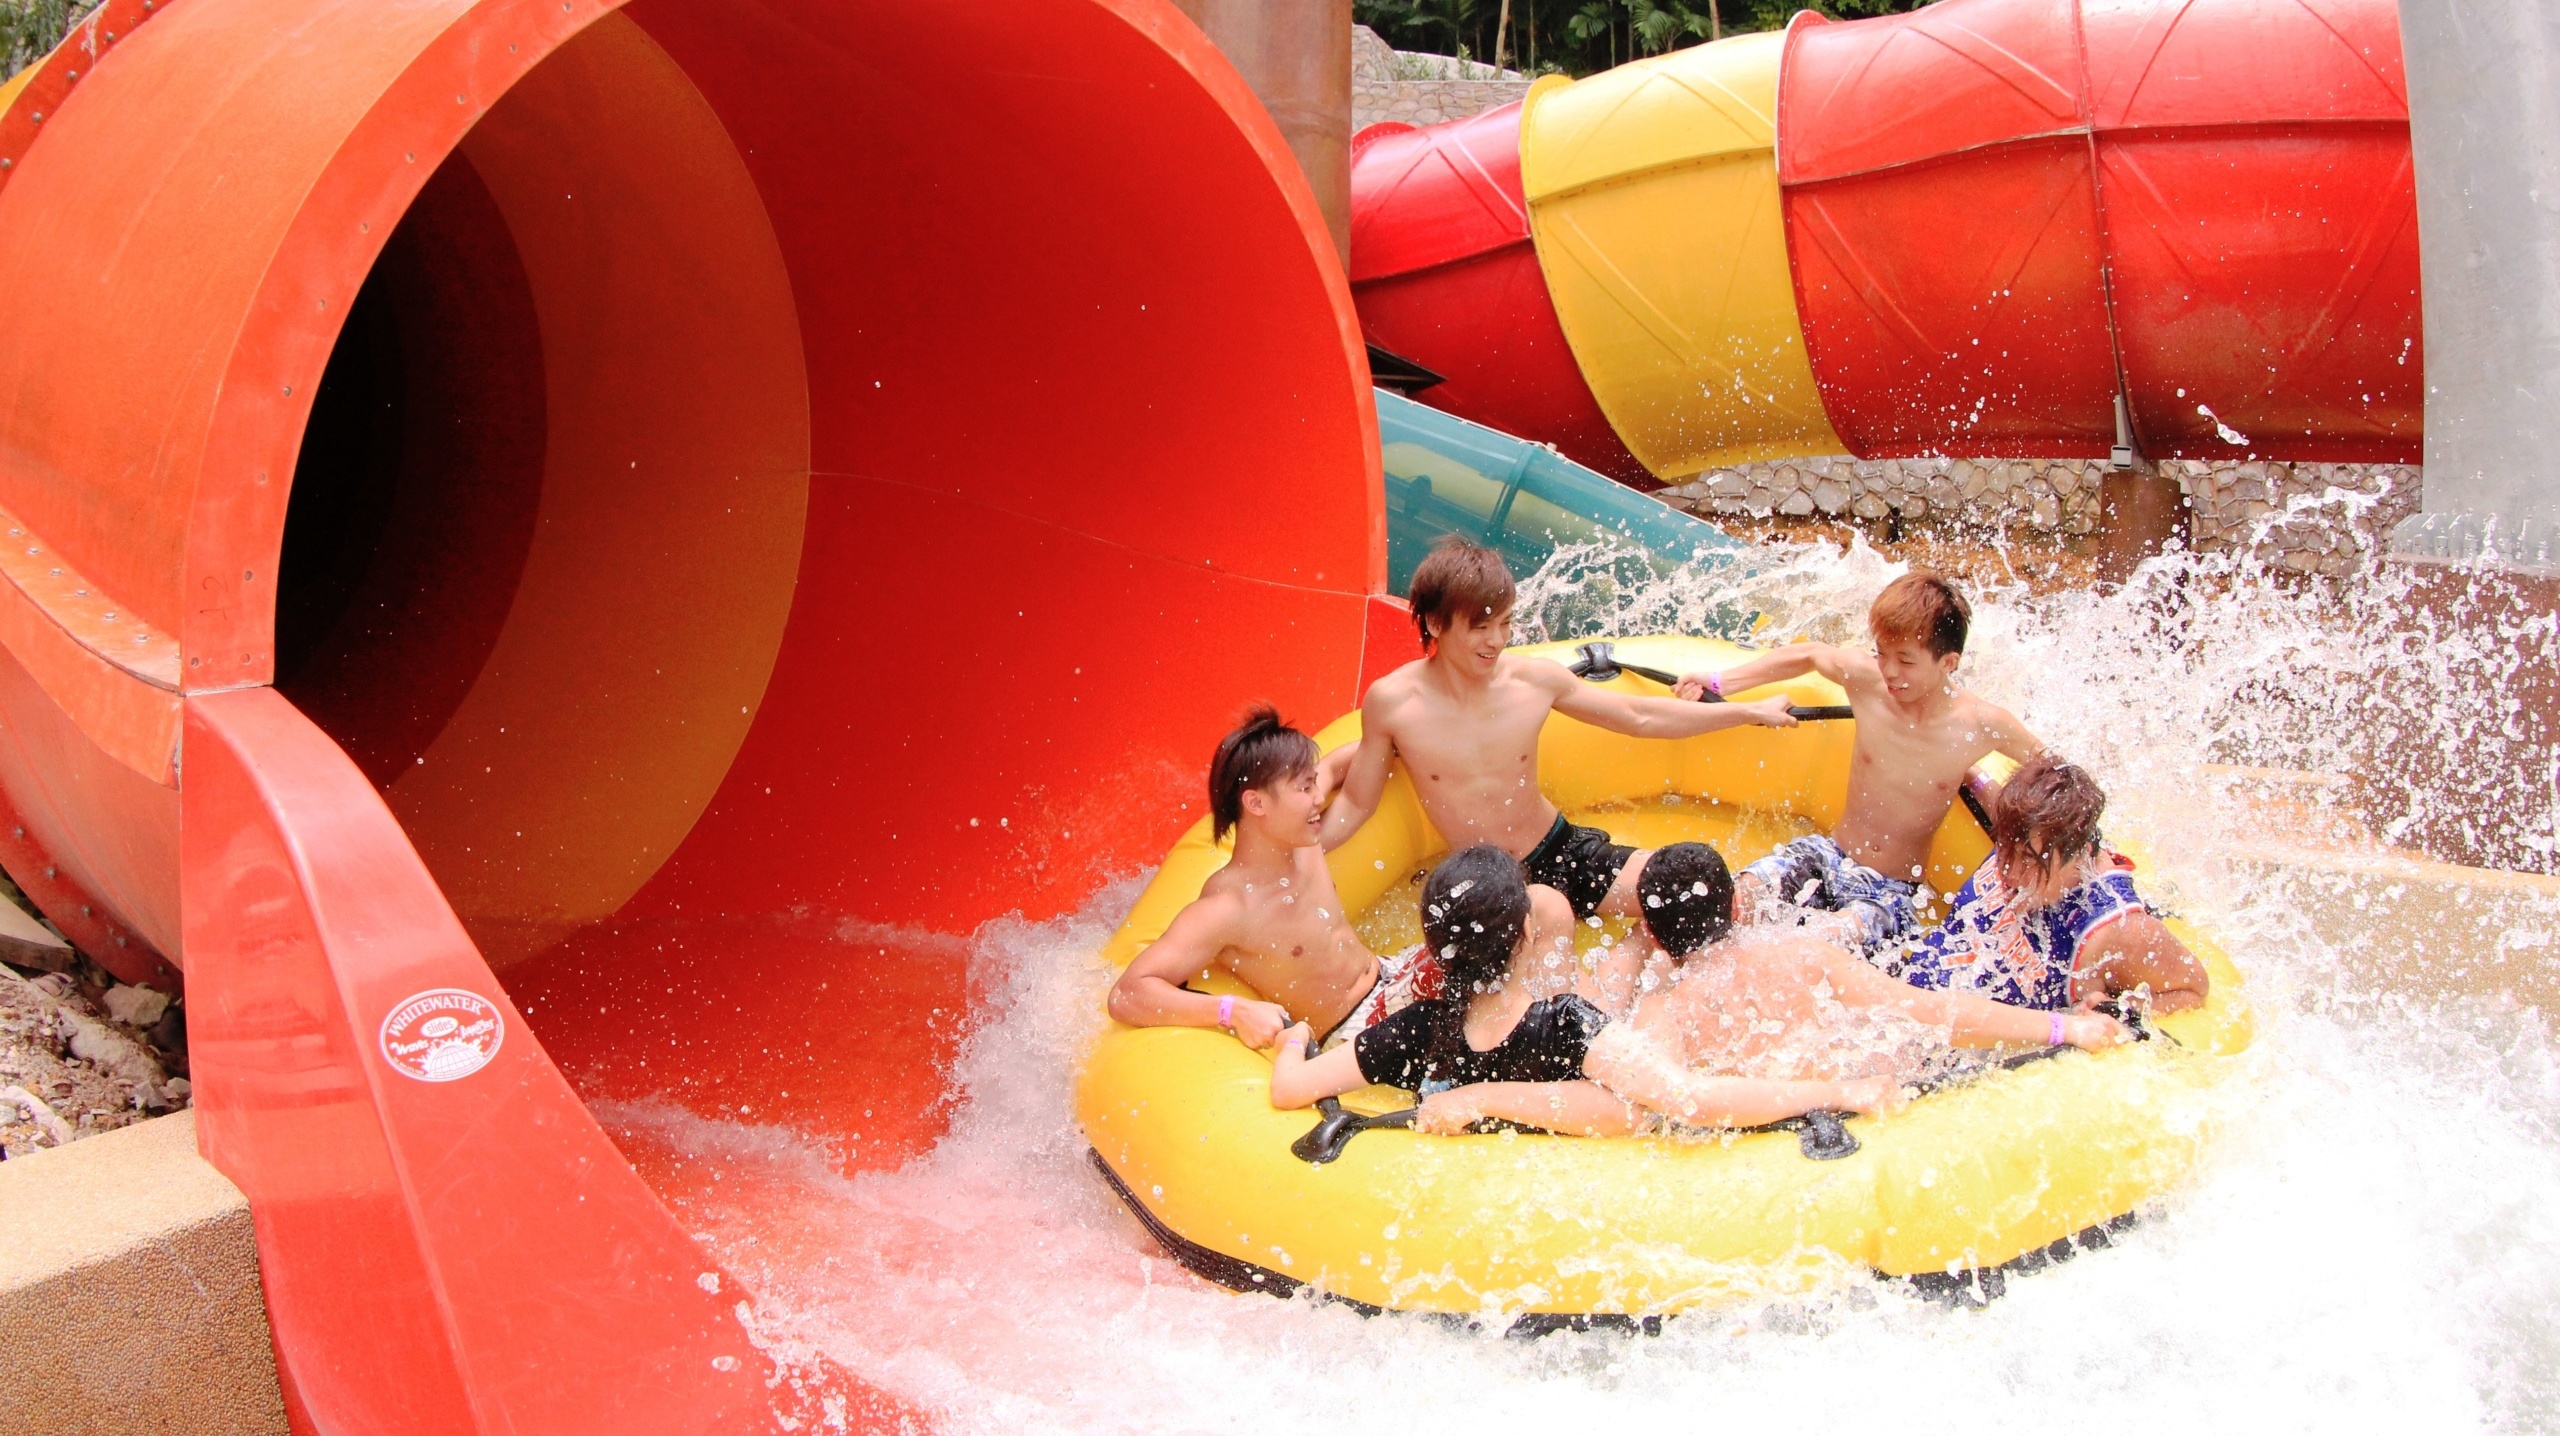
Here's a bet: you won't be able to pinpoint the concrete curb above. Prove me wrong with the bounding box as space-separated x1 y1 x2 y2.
0 1111 285 1434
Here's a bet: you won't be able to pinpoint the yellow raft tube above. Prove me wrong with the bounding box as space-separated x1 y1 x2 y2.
1078 637 2251 1317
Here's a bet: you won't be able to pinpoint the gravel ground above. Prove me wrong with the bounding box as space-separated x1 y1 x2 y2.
0 894 187 1161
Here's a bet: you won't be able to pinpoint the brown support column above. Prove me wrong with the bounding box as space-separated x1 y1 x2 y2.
2093 466 2189 584
1173 0 1353 262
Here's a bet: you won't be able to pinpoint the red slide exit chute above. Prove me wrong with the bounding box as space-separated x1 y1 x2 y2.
0 0 1386 1427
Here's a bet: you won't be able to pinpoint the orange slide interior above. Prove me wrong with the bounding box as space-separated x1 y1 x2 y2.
0 0 1398 1427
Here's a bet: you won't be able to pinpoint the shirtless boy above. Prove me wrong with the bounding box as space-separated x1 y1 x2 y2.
1673 570 2040 952
1322 538 1796 928
1108 709 1410 1052
1581 842 2128 1127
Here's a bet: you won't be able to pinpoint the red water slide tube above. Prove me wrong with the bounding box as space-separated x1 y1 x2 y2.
0 0 1396 1428
1347 105 1653 484
1351 0 2421 475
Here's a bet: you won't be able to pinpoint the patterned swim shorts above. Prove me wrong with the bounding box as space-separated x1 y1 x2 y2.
1742 834 1922 951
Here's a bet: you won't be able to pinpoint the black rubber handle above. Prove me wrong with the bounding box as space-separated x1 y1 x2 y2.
1291 1097 1419 1165
1793 1109 1862 1161
1569 641 1852 722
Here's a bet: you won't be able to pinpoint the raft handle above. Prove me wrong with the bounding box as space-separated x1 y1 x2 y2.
1788 1109 1861 1160
1737 1108 1863 1161
1291 1097 1416 1165
1568 641 1852 722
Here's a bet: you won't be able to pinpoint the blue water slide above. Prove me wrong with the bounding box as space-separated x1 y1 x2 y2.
1376 387 1739 594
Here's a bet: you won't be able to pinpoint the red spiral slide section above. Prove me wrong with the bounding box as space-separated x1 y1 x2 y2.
1781 0 2419 462
0 0 1391 1429
1350 0 2421 472
1346 104 1651 484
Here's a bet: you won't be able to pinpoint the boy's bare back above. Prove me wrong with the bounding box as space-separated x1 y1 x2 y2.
1635 931 1864 1079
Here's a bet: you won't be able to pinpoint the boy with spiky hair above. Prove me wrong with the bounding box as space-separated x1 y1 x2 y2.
1322 538 1796 934
1110 708 1418 1052
1674 570 2042 952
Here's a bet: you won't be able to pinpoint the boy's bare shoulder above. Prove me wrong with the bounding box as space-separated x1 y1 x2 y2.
1497 651 1575 692
1727 928 1840 975
1290 843 1345 886
1361 661 1437 733
1951 689 2033 739
1821 646 1884 692
1191 868 1254 914
1364 660 1428 707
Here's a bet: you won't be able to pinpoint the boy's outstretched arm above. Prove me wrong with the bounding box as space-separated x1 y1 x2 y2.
1107 901 1292 1047
1673 642 1862 700
1313 742 1357 807
1543 662 1797 740
2078 911 2209 1015
1980 702 2045 763
1817 944 2126 1050
1413 1081 1649 1136
1581 1025 1900 1126
1318 710 1396 851
1266 1022 1367 1108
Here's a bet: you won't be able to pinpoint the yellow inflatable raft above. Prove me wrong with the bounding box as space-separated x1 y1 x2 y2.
1078 637 2251 1317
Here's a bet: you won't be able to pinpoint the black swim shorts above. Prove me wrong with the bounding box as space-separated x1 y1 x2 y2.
1522 812 1635 920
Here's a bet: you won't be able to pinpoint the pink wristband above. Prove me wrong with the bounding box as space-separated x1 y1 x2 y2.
2048 1012 2066 1046
1217 995 1236 1030
1706 671 1724 697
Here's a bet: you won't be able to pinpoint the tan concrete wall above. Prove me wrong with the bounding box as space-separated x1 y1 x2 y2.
0 1111 285 1435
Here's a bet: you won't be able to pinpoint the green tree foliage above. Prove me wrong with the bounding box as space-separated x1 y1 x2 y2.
3 0 98 81
1354 0 1941 76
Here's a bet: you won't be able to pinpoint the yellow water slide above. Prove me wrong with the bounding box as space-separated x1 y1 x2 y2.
1518 33 1842 476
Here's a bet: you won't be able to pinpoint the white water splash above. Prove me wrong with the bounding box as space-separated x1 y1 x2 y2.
2196 403 2250 446
605 542 2560 1434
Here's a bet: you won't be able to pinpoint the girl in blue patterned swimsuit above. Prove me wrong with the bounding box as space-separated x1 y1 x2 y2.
1894 754 2209 1016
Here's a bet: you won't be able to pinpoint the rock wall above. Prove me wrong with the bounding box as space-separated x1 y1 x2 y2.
1651 456 2421 578
1351 26 1533 131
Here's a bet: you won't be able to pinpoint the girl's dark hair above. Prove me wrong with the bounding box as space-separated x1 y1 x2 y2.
1421 845 1532 996
1990 753 2107 867
1207 706 1319 843
1636 842 1734 957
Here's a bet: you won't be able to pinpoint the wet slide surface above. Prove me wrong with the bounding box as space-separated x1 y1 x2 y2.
0 0 1397 1428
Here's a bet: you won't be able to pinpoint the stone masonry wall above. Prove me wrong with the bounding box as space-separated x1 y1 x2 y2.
1352 26 1533 131
1649 456 2421 578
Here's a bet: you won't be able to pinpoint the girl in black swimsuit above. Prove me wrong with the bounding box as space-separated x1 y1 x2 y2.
1268 845 1650 1137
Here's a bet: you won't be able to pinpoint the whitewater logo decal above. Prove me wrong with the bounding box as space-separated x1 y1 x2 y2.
379 988 505 1083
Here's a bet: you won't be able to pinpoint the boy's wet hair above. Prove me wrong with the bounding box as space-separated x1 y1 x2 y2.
1421 845 1532 995
1408 536 1516 648
1869 569 1970 658
1991 753 2106 867
1207 705 1319 843
1636 842 1734 958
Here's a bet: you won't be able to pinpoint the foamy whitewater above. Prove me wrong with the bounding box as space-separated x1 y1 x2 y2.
599 538 2560 1434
